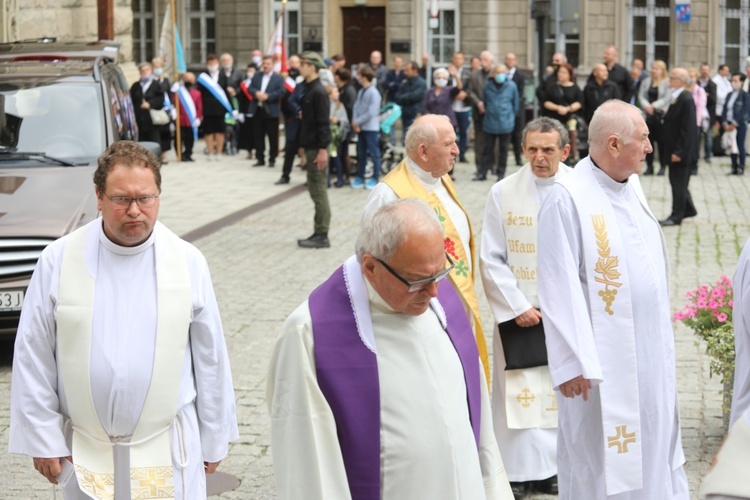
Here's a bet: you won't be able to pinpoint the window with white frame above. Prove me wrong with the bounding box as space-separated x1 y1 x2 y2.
188 0 215 64
132 0 158 63
273 0 301 57
427 1 458 66
628 0 670 67
721 0 750 72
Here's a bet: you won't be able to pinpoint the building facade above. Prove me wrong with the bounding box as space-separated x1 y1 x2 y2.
1 1 749 82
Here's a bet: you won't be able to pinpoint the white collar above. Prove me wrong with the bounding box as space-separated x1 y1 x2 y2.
671 87 685 100
407 157 441 188
98 219 156 256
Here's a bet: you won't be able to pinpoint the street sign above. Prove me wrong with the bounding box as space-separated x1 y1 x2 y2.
675 3 691 23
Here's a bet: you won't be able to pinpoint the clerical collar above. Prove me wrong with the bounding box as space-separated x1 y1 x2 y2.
533 171 558 186
590 156 629 185
364 276 398 314
98 219 156 256
407 157 441 188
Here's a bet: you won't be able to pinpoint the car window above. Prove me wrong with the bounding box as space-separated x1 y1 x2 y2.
0 82 105 158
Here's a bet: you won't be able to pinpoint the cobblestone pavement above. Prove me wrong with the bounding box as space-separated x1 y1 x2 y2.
0 141 747 499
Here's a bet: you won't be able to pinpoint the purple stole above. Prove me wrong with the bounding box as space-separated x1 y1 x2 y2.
309 259 481 500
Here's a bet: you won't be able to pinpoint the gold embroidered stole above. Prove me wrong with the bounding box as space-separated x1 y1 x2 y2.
558 158 643 495
499 164 569 429
382 160 490 384
57 222 191 500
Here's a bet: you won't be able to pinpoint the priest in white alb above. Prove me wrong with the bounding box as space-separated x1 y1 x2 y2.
480 117 572 498
267 198 513 500
9 142 238 499
363 114 491 384
536 100 689 499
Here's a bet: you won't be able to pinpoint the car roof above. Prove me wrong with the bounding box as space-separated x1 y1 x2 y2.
0 39 120 64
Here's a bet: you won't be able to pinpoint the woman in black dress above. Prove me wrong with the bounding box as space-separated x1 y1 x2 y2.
543 63 583 162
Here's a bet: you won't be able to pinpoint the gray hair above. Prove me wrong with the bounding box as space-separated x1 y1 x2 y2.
588 100 638 148
404 114 452 155
356 199 444 262
522 117 569 150
433 67 449 79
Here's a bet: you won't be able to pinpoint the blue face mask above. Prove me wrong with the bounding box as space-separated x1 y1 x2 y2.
153 68 163 76
495 73 507 84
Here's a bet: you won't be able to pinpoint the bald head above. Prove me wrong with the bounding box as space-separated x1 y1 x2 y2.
593 63 608 83
604 46 618 65
589 100 652 181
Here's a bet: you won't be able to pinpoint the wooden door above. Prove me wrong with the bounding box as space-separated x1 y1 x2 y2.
341 7 386 67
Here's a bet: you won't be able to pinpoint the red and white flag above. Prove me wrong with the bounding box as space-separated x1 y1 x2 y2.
265 14 288 74
284 76 296 93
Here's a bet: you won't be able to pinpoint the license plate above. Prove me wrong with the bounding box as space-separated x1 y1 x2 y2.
0 290 23 311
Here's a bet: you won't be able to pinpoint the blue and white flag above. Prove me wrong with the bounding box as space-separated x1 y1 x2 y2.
197 72 233 113
177 85 198 139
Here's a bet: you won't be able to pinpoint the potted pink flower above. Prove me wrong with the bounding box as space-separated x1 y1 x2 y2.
674 276 735 427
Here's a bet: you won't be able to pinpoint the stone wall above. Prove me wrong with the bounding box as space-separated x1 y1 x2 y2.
12 0 133 62
216 0 261 65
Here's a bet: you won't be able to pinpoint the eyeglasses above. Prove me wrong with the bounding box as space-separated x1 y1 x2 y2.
376 253 455 293
103 194 159 209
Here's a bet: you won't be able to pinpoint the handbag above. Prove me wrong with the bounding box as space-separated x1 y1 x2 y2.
149 108 170 125
497 317 548 370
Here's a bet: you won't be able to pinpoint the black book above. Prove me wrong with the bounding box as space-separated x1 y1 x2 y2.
497 317 548 370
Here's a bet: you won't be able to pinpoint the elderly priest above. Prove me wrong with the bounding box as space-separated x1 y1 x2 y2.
267 198 513 500
537 100 688 499
9 141 238 499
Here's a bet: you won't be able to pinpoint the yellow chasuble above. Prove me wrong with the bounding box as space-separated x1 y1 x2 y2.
382 159 490 384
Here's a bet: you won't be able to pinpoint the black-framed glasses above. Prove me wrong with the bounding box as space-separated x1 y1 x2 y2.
376 253 455 293
103 194 159 209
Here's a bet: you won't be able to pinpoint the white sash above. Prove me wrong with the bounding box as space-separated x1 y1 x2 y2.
558 158 643 495
499 164 567 430
197 72 233 113
177 85 198 139
57 222 191 499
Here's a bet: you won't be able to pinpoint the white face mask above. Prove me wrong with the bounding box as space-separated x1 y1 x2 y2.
252 56 262 66
207 64 219 73
434 78 448 88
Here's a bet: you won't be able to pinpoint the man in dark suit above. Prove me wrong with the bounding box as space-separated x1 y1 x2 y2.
505 52 526 166
698 63 718 163
465 50 494 177
660 68 698 227
394 61 427 145
130 62 165 143
721 73 750 175
249 55 285 167
603 46 631 102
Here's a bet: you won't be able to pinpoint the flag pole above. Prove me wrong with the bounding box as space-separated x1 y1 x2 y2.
171 0 182 162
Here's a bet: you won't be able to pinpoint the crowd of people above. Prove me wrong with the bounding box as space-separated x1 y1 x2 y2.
10 43 750 500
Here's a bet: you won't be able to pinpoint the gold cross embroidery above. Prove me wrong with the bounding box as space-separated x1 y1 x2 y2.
516 388 535 408
607 425 637 454
138 468 167 496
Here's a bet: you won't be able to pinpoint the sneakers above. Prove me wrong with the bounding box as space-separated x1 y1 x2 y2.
297 233 330 249
364 178 378 190
350 177 364 188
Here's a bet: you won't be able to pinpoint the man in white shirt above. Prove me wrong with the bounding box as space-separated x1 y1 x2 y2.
713 64 733 120
267 198 513 500
9 141 238 499
480 117 572 498
537 100 688 499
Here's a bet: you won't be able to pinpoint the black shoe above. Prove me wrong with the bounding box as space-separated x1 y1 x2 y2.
253 160 266 167
275 177 290 185
534 475 558 495
657 167 666 176
472 174 487 181
684 209 697 219
659 218 680 227
298 233 330 249
690 168 698 175
269 161 276 168
459 156 467 163
515 158 523 167
643 167 654 175
509 481 529 499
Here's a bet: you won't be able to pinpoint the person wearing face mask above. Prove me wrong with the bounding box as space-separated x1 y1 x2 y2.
151 58 172 164
237 63 258 160
251 49 263 69
477 65 519 182
130 62 165 144
721 73 750 175
197 54 231 161
422 67 464 178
